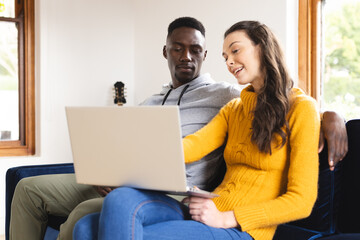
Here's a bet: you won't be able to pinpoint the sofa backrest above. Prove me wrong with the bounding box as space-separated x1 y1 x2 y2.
337 119 360 233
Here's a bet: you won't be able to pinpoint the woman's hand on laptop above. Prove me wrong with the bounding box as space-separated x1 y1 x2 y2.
182 197 238 228
94 186 116 197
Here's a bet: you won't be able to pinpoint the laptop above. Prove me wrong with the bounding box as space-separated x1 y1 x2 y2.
65 106 218 198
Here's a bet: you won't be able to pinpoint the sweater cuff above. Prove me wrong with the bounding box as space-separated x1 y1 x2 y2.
234 205 268 232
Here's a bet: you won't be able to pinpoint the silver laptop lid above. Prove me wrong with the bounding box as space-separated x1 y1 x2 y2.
65 106 188 192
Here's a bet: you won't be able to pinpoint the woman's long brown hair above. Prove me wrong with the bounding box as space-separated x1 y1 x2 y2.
224 21 294 154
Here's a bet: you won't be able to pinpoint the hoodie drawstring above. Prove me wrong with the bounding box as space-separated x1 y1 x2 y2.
161 88 173 105
161 84 190 106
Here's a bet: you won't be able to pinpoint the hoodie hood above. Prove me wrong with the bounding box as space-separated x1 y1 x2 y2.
160 73 215 95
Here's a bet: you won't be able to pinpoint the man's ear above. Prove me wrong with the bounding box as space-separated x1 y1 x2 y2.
163 45 167 59
203 50 208 61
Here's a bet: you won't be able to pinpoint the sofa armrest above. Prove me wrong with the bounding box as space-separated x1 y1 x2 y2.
5 163 74 240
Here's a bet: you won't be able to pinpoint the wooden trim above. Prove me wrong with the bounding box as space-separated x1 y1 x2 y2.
19 11 25 145
24 0 35 155
0 0 35 156
298 0 310 94
0 16 21 22
298 0 322 100
15 0 24 18
0 140 23 147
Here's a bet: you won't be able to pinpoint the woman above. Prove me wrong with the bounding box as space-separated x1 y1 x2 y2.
74 21 320 240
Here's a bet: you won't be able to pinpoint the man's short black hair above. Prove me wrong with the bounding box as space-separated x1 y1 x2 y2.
167 17 205 38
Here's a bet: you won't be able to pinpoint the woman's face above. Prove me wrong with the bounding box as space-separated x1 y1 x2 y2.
222 30 265 92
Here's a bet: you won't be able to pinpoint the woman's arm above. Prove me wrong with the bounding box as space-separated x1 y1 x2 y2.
182 99 237 164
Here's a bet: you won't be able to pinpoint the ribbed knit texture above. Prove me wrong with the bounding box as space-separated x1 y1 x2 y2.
183 85 320 240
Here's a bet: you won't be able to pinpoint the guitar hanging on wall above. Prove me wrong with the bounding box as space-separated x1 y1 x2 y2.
114 81 126 106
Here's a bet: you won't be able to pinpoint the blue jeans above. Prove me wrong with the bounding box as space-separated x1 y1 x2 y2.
73 187 252 240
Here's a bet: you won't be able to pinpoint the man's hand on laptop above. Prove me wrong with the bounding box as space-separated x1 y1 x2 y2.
94 186 116 197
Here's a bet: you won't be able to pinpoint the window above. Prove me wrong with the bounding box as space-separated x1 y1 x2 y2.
299 0 360 120
0 0 35 156
322 0 360 119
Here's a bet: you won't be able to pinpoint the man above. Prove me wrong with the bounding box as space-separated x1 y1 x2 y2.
10 17 347 240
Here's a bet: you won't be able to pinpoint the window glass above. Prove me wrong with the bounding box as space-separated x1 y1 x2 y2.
0 0 15 18
321 0 360 119
0 21 19 141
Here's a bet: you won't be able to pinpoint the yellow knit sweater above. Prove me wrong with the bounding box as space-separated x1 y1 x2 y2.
183 86 320 240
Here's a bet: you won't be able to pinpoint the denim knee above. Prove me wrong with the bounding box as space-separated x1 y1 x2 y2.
103 187 138 207
104 187 184 214
73 212 100 240
13 177 39 203
102 187 187 225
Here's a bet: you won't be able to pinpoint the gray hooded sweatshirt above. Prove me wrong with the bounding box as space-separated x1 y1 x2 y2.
141 73 241 191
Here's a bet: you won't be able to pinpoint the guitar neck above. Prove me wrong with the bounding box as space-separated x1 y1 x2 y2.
114 81 126 106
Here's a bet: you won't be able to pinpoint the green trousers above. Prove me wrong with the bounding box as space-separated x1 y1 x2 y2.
9 174 103 240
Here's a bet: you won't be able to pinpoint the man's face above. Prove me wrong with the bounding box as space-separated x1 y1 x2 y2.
163 27 207 88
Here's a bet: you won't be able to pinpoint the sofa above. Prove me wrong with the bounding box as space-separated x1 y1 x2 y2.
5 119 360 240
273 119 360 240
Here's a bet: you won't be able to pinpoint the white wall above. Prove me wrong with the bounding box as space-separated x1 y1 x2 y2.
133 0 298 104
0 0 297 235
